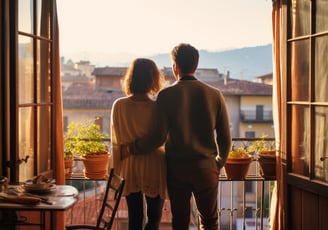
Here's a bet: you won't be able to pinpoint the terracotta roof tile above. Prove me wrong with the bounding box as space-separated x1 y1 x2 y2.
92 67 127 76
208 79 272 96
62 82 124 108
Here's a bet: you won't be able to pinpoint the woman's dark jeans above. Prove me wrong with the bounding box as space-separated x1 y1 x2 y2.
126 192 164 230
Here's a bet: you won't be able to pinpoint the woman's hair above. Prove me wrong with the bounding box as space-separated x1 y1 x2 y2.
122 58 164 96
170 43 199 74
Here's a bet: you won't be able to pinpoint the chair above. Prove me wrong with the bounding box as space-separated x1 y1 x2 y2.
66 169 125 230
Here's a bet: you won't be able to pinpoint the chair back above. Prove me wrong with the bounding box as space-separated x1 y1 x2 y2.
96 168 125 230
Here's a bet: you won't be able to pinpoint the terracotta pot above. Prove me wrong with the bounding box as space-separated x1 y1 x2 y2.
224 156 252 179
258 151 276 180
64 159 74 178
82 153 109 179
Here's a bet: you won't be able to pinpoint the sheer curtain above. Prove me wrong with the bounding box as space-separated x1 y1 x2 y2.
270 1 287 230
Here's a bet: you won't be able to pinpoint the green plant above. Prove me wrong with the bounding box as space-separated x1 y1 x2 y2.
64 132 74 160
64 149 74 160
248 134 275 154
228 146 251 158
64 119 108 157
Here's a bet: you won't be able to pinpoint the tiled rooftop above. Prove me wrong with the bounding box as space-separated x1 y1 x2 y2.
62 69 272 109
208 79 272 95
62 82 124 108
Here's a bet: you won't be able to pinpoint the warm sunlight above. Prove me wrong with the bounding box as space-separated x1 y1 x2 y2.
57 0 272 57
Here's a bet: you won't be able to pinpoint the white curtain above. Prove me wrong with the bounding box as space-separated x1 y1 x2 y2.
270 1 287 229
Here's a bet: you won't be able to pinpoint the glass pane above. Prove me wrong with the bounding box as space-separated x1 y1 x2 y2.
19 107 35 182
316 0 328 32
37 106 51 173
315 36 328 102
289 40 310 101
290 105 310 176
18 35 34 104
37 40 51 103
19 0 33 33
289 0 311 37
37 0 51 38
314 106 328 182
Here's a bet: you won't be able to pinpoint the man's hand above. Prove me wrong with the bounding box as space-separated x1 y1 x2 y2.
120 144 130 160
215 155 226 169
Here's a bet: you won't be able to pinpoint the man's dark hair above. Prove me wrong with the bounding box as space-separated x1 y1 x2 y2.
171 43 199 74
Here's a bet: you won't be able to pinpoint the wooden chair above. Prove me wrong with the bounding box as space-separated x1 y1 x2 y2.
66 169 125 230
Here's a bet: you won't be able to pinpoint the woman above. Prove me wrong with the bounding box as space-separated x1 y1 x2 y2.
110 58 167 230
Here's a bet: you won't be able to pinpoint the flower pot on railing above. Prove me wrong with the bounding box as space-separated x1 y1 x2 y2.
82 153 110 179
258 150 276 180
64 158 74 178
224 148 252 180
248 134 276 180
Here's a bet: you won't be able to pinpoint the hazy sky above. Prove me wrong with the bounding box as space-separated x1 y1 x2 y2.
57 0 273 57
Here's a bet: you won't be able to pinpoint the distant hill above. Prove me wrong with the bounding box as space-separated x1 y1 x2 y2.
150 44 273 81
62 44 272 82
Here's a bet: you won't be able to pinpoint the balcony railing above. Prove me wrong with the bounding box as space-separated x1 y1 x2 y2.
65 137 276 230
240 110 273 123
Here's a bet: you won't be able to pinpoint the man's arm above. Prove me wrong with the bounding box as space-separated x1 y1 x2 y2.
125 99 168 155
215 94 232 169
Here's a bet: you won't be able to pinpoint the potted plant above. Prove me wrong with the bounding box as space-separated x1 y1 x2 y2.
249 134 276 179
65 119 109 179
64 130 76 178
63 149 74 178
224 146 253 180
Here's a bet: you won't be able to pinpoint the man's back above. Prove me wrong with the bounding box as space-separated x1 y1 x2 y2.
157 77 231 166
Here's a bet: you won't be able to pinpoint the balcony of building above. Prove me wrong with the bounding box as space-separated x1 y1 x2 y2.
240 110 273 123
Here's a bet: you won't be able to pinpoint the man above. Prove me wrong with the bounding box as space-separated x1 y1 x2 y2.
126 43 232 230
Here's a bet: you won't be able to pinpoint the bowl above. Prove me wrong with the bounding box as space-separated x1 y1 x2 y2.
23 182 55 194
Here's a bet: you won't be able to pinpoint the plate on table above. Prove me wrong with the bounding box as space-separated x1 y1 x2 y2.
22 182 56 194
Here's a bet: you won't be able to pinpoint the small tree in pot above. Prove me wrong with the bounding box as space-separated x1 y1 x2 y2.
64 129 75 178
249 134 276 179
63 149 74 178
65 119 109 179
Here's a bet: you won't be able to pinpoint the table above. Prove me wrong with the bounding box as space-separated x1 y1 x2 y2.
0 185 79 230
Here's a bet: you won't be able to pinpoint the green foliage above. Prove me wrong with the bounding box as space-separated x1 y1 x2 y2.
64 149 74 160
228 146 251 158
64 119 108 157
248 133 275 154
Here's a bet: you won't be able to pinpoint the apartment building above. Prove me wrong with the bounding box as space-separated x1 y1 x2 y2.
62 64 273 140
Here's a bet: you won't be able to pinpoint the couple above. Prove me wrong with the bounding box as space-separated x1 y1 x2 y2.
111 43 232 230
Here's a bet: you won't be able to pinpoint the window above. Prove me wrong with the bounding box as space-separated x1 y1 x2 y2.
256 105 264 120
245 131 255 138
245 181 253 193
10 0 53 181
287 0 328 183
244 206 254 218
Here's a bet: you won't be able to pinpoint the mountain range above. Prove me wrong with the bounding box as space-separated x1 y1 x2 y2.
150 44 273 81
63 44 273 81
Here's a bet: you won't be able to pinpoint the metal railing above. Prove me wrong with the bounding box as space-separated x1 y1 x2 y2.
240 110 273 123
65 137 276 230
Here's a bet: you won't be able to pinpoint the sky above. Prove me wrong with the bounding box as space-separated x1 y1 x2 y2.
57 0 273 59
